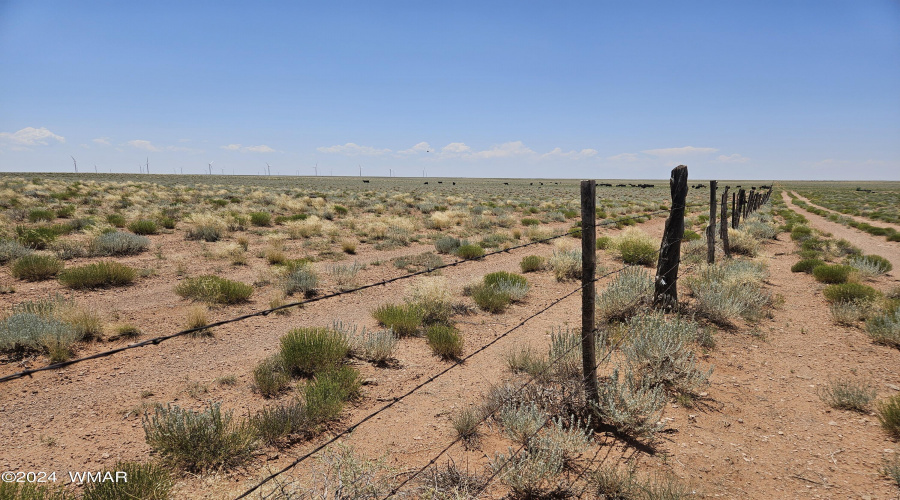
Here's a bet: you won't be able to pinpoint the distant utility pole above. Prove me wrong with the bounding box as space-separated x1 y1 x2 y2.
359 164 362 176
94 165 98 173
70 156 78 173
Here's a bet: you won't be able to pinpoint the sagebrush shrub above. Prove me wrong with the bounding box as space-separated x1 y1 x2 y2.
280 327 349 376
596 267 652 322
251 398 307 446
0 239 32 264
847 254 892 278
866 307 900 348
11 254 64 281
142 403 257 472
281 261 318 297
434 236 462 254
472 284 512 313
622 312 711 395
592 367 665 438
342 323 397 364
253 355 290 398
175 275 252 304
548 248 581 281
91 231 149 256
59 261 136 289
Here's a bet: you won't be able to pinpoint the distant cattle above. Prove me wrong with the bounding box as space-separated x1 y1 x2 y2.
424 182 428 185
438 181 442 184
362 180 369 183
503 182 509 185
616 184 626 187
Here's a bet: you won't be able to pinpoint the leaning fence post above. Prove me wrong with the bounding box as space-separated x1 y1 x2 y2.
731 192 738 229
706 180 717 264
720 186 730 258
580 180 598 406
654 165 688 310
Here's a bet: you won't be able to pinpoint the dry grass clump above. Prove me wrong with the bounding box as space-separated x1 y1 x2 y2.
185 213 227 242
142 402 257 473
59 261 136 289
175 275 253 304
426 324 463 360
0 296 101 362
336 321 398 365
405 276 454 325
280 327 349 376
10 253 64 281
372 303 424 336
81 461 172 500
817 378 876 413
548 246 581 281
728 228 760 256
877 394 900 439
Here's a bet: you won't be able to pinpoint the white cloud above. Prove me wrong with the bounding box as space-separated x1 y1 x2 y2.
541 147 598 160
0 127 65 150
128 139 202 154
642 146 718 157
471 141 536 159
92 137 111 146
242 144 275 153
440 142 472 155
716 153 749 163
127 139 161 152
317 142 391 156
222 144 242 151
397 142 433 155
607 153 639 162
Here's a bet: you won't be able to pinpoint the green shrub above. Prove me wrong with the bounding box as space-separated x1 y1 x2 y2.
0 482 72 500
333 205 348 216
817 378 876 413
456 244 485 259
16 225 61 249
81 461 172 500
249 211 272 227
520 255 544 273
253 355 291 397
614 228 657 266
175 275 252 304
159 216 176 229
812 264 852 284
91 231 150 256
107 214 126 227
302 366 360 427
877 394 900 439
59 261 136 289
596 236 612 250
682 229 701 241
823 283 880 303
791 258 825 274
372 303 423 336
790 225 813 241
10 254 64 281
280 327 349 376
521 217 540 226
472 284 512 313
484 271 527 288
28 208 55 222
426 324 464 359
142 403 257 472
128 219 158 235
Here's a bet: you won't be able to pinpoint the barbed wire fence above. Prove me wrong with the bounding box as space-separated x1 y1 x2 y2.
0 204 708 384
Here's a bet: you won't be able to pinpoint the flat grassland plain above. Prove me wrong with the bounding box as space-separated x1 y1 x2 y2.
1 173 898 499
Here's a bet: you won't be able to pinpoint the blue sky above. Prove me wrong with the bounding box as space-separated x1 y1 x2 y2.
1 1 898 180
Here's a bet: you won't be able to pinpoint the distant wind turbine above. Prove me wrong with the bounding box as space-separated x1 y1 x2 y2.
70 156 78 173
208 161 214 175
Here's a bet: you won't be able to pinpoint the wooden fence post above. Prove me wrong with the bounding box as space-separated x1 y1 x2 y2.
731 192 738 229
720 186 730 258
580 180 598 406
706 180 717 264
654 165 688 310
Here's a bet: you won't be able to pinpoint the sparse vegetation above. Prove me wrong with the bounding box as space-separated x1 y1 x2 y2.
10 253 64 281
175 275 253 304
59 261 136 289
817 378 876 412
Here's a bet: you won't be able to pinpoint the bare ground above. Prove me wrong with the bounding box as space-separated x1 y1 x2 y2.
1 205 899 498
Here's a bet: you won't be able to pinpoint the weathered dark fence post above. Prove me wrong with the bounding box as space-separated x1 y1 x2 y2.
731 192 738 229
737 189 746 226
720 186 730 258
580 180 598 406
654 165 688 310
706 180 717 264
